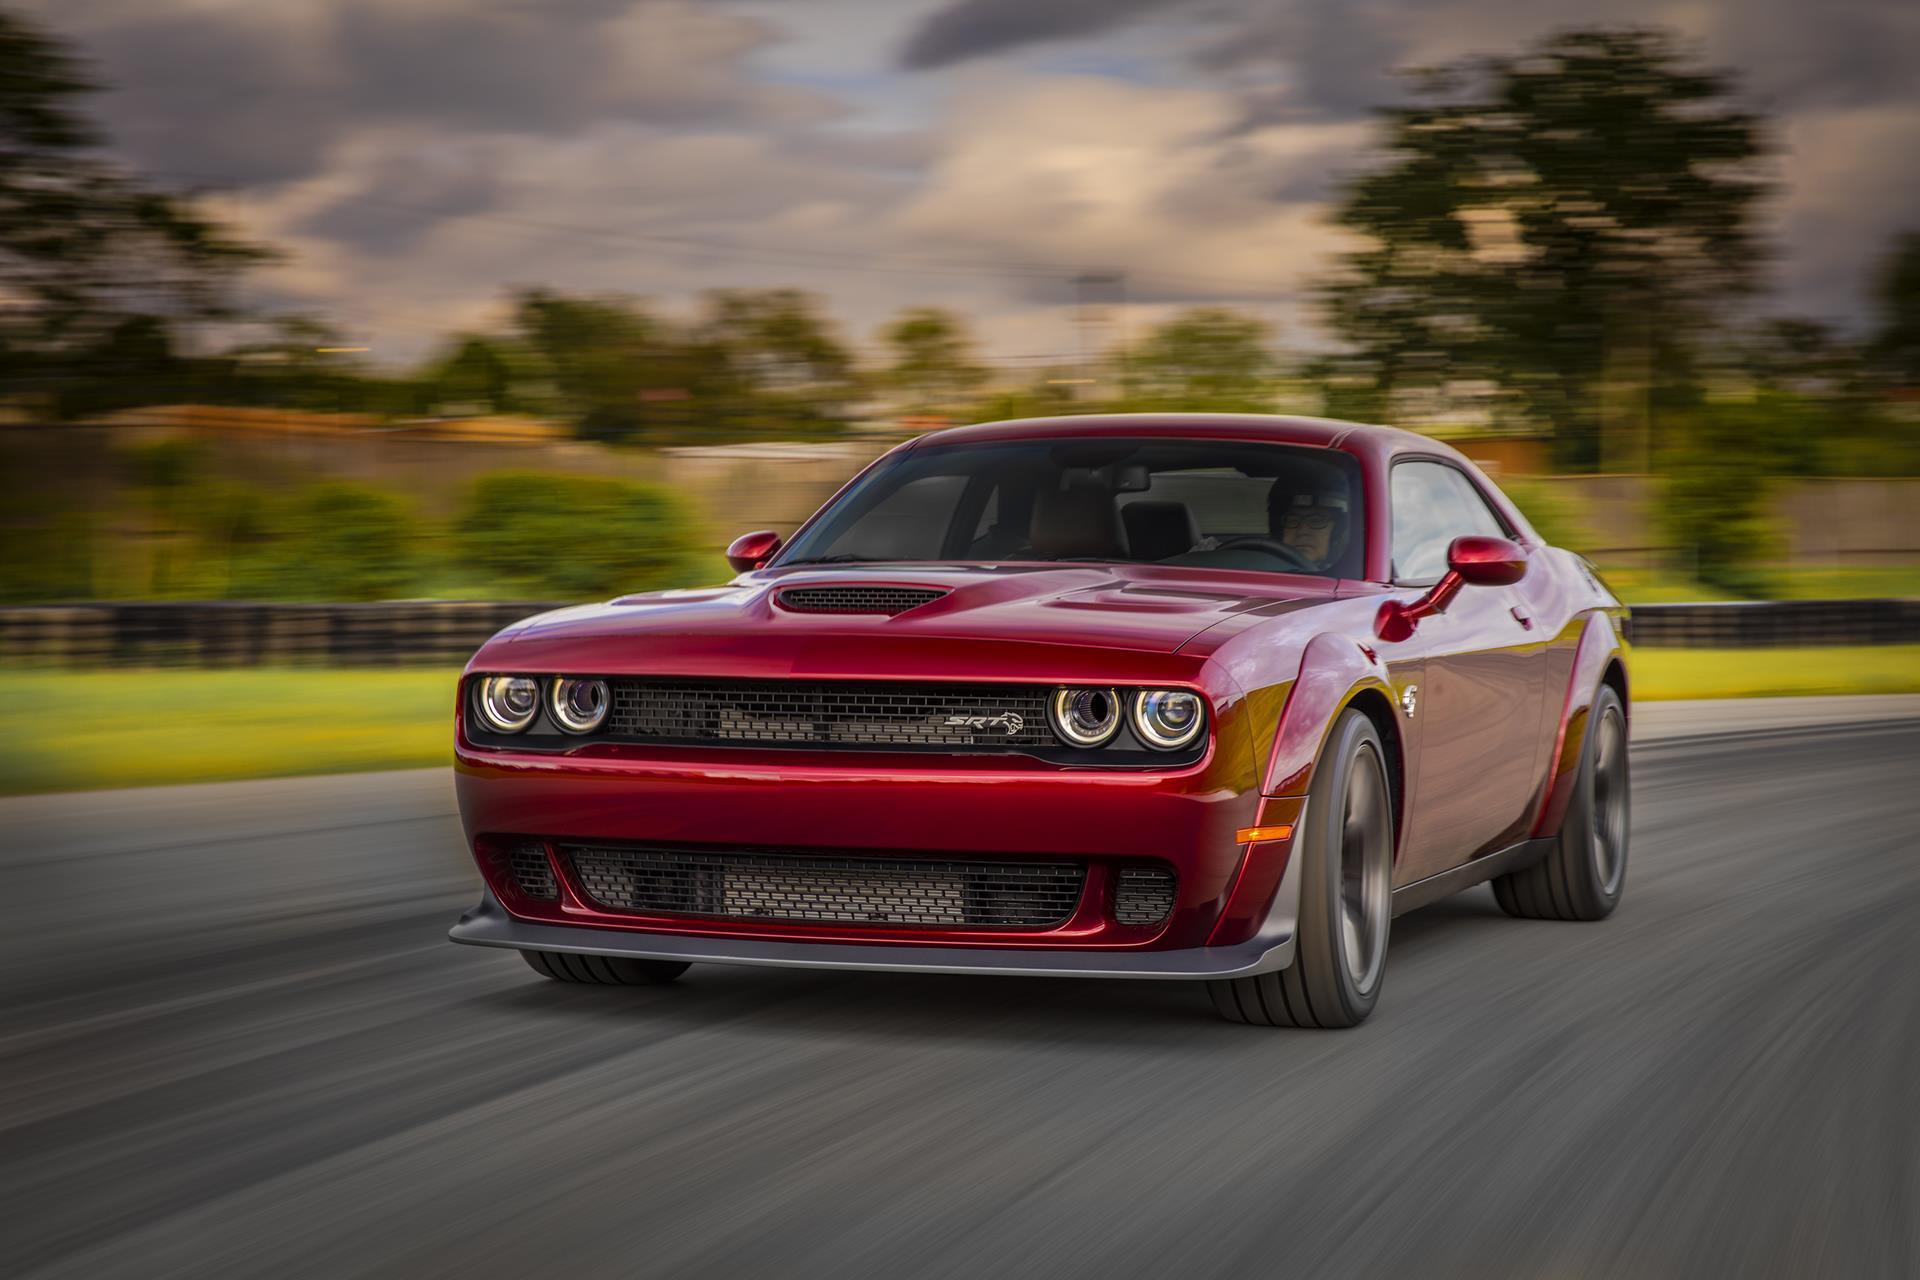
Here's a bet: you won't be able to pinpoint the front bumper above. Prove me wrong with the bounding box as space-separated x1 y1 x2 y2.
450 884 1298 979
451 666 1309 961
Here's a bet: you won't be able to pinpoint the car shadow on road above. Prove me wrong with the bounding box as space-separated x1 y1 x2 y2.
451 887 1523 1050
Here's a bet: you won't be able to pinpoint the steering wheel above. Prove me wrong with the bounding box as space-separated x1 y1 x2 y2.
1212 535 1311 570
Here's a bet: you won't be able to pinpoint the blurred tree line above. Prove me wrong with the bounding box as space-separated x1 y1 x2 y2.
0 435 708 603
4 9 1920 598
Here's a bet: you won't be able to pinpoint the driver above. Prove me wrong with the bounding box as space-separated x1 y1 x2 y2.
1271 488 1352 573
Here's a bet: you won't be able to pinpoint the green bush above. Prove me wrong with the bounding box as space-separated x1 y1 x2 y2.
454 471 704 599
1657 407 1783 598
0 499 95 602
1496 477 1599 554
231 483 424 601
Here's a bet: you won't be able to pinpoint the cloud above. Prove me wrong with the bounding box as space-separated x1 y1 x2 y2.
20 0 1920 367
900 0 1179 70
897 0 1920 329
903 0 1920 121
38 0 837 187
1772 104 1920 323
891 76 1368 317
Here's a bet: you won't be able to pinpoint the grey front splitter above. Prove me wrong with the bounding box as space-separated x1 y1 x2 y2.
449 889 1297 981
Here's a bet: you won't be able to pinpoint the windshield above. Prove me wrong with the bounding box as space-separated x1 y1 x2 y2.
775 437 1365 578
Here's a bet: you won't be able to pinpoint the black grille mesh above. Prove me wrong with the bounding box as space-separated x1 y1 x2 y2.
606 680 1054 748
509 845 558 900
1113 867 1176 925
562 845 1085 927
776 586 948 615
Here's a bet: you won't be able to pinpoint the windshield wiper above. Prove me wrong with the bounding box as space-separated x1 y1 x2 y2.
778 554 888 565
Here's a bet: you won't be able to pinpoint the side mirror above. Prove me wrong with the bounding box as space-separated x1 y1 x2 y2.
1375 535 1527 641
1447 534 1528 588
725 530 783 573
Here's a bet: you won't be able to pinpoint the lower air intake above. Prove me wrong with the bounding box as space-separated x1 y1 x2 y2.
509 845 558 901
562 845 1084 928
1113 866 1176 925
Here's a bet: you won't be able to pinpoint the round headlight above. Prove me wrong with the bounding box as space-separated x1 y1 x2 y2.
1049 687 1122 748
1132 689 1205 750
548 677 610 734
477 675 540 733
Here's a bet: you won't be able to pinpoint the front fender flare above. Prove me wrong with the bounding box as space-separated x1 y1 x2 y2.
1260 632 1396 798
1209 634 1396 949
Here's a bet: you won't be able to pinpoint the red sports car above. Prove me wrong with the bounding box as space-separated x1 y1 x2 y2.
450 414 1629 1027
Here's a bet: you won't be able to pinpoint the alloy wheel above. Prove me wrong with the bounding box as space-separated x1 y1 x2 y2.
1589 706 1628 895
1338 743 1392 996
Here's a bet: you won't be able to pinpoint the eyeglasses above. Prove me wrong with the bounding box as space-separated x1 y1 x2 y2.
1282 511 1334 532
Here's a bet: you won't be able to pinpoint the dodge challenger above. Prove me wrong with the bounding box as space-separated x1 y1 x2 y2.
450 414 1630 1027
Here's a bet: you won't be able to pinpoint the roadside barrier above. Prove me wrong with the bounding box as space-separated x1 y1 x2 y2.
0 601 562 667
1625 598 1920 648
1 597 1916 666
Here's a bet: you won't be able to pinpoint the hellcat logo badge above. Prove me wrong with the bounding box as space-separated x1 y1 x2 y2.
1400 685 1419 718
945 712 1025 735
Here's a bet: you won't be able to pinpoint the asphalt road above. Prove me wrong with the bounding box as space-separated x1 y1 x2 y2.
4 712 1918 1279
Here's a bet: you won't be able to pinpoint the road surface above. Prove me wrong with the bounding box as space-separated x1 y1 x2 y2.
4 705 1917 1278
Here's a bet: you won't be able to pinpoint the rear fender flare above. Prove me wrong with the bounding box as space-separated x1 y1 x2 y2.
1530 610 1627 839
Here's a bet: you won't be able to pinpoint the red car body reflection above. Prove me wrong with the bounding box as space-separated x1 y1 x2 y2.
450 415 1629 1010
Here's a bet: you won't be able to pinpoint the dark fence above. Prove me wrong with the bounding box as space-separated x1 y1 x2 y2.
1626 598 1920 648
1 597 1917 667
0 601 563 667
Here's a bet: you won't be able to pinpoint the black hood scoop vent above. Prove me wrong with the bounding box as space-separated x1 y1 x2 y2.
774 585 950 616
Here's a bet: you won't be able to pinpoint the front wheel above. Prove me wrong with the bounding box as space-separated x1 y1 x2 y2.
1493 684 1629 921
520 950 691 985
1209 707 1394 1028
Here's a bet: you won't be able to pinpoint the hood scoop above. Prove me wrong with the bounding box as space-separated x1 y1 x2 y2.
774 584 950 616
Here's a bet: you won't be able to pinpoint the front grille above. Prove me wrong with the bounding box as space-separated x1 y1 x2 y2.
605 679 1055 749
1113 867 1176 925
776 586 948 615
562 845 1085 928
509 845 558 900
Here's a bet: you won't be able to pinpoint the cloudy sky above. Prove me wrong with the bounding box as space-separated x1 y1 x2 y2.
27 0 1920 366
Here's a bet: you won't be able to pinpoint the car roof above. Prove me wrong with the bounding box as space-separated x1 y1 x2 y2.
909 413 1467 468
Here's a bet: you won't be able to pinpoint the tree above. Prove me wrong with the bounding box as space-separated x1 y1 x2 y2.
1867 231 1920 385
1322 28 1771 469
697 289 851 392
510 290 685 441
880 307 987 411
692 289 855 436
1120 308 1278 411
0 8 266 414
423 334 534 416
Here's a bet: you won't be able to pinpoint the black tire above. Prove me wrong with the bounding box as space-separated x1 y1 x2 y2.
520 949 691 985
1493 684 1629 921
1209 708 1394 1028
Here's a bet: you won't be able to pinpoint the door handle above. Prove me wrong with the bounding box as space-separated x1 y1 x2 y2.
1510 605 1534 630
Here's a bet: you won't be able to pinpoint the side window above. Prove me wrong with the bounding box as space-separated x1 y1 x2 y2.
1390 461 1507 583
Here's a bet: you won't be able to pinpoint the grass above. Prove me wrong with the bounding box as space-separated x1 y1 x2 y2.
7 650 1920 795
1 669 460 796
1602 563 1920 605
1628 646 1920 702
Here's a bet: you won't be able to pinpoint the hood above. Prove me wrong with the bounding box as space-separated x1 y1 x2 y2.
482 564 1330 677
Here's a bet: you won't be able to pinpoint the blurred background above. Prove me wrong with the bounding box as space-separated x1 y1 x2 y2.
4 5 1919 1278
7 2 1916 787
2 3 1916 792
